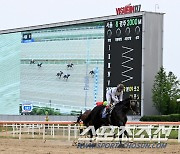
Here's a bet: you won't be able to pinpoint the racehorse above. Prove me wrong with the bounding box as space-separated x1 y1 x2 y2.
30 59 35 64
77 97 139 143
63 74 70 81
67 63 74 69
37 63 42 67
89 70 95 77
56 71 63 78
77 109 91 124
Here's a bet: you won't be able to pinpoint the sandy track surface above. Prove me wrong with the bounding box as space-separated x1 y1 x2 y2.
0 139 179 154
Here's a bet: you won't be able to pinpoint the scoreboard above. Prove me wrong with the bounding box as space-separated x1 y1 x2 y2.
104 16 142 115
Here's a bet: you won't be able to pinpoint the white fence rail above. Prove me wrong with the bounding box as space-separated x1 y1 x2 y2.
0 121 180 143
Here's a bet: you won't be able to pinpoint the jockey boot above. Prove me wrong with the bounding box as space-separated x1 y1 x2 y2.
106 107 110 115
107 113 111 124
106 108 111 124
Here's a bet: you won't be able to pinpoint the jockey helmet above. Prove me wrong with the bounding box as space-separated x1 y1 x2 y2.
103 101 108 106
117 84 124 92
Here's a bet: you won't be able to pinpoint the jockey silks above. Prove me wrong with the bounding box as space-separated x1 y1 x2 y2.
106 87 123 105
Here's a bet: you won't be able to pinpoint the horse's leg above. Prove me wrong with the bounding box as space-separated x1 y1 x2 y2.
86 127 95 142
118 122 124 146
124 128 129 138
117 122 129 147
122 118 129 138
119 127 122 145
88 129 93 141
124 130 129 138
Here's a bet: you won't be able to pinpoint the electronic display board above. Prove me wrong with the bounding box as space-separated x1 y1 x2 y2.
20 23 104 115
0 13 164 116
104 16 142 115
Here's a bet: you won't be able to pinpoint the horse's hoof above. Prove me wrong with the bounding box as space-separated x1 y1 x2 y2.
72 140 78 146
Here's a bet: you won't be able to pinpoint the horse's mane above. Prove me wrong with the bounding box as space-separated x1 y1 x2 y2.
115 97 131 109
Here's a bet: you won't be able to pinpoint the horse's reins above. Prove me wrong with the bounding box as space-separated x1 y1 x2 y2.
112 99 137 115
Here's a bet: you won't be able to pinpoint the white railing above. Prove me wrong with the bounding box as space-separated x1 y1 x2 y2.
0 121 180 143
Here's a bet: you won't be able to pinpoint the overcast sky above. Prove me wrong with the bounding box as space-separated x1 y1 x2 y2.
0 0 180 79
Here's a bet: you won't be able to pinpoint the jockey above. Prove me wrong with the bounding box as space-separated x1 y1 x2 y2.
107 83 124 106
102 84 124 118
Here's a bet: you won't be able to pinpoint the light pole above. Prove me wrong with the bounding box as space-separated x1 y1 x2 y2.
155 4 159 12
84 37 91 111
49 100 51 108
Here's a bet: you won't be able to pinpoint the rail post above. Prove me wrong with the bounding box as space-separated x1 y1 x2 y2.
52 124 54 138
19 124 21 140
132 125 135 141
148 125 152 141
12 124 15 137
32 124 34 138
63 126 65 136
74 124 77 138
68 124 71 141
28 125 30 135
43 124 45 140
5 124 7 136
38 124 40 135
178 125 180 143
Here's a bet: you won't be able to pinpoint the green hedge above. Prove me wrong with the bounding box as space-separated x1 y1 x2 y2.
140 114 180 122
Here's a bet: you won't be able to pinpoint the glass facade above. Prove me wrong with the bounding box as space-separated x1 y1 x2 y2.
0 22 104 115
20 23 104 114
0 32 21 114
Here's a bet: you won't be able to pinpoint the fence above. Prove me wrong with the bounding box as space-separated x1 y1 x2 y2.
0 121 180 143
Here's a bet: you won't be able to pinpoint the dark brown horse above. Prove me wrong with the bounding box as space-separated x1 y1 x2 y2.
77 109 91 125
77 97 139 143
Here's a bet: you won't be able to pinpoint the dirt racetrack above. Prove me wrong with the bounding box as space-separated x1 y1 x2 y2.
0 138 179 154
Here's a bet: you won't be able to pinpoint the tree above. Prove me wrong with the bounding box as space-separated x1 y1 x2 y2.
166 71 180 113
30 106 61 115
152 67 180 115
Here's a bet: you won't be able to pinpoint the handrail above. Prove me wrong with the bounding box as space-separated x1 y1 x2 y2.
0 121 179 142
0 121 180 125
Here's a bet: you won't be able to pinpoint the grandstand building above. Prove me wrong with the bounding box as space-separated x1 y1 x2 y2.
0 11 164 120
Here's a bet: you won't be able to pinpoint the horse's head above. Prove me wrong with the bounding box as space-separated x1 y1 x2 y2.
76 110 83 123
116 96 140 115
76 109 91 124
